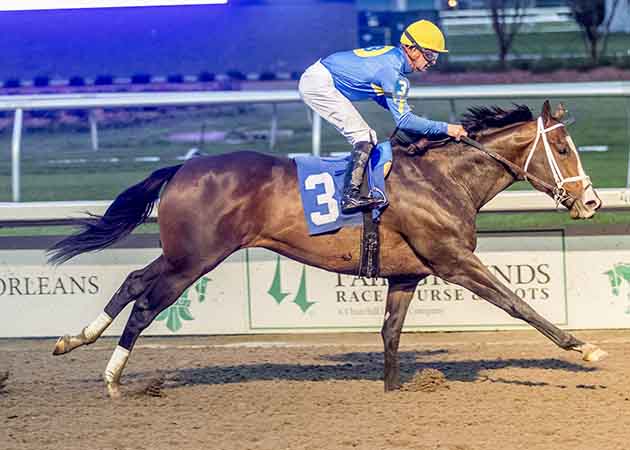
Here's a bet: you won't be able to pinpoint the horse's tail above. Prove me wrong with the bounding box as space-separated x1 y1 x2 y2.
47 164 183 265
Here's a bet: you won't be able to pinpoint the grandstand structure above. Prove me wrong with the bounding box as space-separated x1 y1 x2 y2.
0 0 358 86
2 0 617 90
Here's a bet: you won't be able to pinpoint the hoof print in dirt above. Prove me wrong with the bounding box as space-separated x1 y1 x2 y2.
141 376 166 398
0 371 9 394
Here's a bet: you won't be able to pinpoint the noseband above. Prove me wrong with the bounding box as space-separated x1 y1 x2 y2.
522 117 590 205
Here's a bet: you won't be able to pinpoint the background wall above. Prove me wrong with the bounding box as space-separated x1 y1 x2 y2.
0 0 357 80
3 226 630 338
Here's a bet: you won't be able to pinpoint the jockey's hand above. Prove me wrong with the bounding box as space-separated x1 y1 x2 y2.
447 124 468 141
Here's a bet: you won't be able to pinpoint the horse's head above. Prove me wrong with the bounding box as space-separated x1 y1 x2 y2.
521 100 601 219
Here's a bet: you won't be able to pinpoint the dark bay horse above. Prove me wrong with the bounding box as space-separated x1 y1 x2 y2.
50 101 606 398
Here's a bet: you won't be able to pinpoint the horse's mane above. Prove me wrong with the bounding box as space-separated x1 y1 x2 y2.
391 103 534 155
461 104 533 135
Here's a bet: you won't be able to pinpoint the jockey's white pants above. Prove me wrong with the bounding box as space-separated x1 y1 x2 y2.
299 60 377 146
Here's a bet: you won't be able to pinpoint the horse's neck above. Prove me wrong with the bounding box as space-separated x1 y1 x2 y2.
439 122 535 211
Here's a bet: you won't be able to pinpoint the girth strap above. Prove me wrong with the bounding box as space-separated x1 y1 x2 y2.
358 169 380 278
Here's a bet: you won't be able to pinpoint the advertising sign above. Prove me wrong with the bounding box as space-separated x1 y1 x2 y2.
0 248 246 337
4 228 630 337
247 231 567 331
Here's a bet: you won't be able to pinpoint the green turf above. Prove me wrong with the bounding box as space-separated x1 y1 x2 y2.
1 96 629 229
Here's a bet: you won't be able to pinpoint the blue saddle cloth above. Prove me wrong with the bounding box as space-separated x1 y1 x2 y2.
294 142 392 235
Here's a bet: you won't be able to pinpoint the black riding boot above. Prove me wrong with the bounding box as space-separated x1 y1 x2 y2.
340 141 381 215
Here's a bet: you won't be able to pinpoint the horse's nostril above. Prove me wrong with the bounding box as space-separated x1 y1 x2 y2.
585 200 599 209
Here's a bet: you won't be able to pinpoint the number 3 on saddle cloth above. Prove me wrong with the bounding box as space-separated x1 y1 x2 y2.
294 141 392 235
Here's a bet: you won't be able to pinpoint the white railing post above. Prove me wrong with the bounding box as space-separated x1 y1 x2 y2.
626 97 630 188
89 110 99 151
312 112 321 156
449 99 457 123
269 103 278 151
11 108 23 202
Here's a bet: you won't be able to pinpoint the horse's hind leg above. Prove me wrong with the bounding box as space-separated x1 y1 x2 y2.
103 258 206 398
381 276 422 391
52 256 164 356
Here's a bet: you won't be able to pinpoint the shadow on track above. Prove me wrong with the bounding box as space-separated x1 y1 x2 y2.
132 350 598 389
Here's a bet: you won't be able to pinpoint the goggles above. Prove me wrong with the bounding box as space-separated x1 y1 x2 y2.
404 30 439 65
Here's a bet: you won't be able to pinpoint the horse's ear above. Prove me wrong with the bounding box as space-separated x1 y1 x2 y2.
541 100 552 123
552 103 566 121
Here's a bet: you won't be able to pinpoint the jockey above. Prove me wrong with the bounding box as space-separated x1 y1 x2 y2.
299 19 468 215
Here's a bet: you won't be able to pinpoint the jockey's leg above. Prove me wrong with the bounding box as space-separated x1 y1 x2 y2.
340 141 383 214
52 257 164 356
299 60 381 213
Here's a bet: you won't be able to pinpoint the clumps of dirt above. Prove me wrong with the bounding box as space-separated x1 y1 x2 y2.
130 376 165 398
404 368 448 392
0 371 9 394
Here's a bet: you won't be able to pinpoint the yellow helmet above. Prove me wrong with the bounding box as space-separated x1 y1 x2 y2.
400 20 448 53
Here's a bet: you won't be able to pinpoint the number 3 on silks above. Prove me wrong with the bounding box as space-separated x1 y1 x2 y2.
393 77 410 104
304 173 340 225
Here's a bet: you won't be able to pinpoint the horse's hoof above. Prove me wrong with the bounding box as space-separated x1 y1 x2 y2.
579 343 608 362
52 335 75 355
106 382 122 399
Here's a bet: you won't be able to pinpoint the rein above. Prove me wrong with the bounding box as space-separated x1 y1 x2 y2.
460 117 586 206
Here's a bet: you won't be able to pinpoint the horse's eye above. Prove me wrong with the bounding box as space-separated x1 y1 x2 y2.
558 146 568 155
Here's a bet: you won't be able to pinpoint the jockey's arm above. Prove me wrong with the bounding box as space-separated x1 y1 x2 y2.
394 110 448 137
377 72 449 137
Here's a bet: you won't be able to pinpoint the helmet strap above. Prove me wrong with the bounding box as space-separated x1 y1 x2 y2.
403 30 423 52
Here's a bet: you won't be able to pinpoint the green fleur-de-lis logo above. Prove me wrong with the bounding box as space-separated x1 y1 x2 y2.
603 263 630 314
156 289 194 332
195 277 209 303
157 275 211 332
268 255 290 304
293 266 316 313
267 256 316 313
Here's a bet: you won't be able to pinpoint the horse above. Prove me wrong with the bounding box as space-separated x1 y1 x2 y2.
49 100 606 398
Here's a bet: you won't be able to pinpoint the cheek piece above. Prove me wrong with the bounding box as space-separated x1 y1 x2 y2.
522 117 590 205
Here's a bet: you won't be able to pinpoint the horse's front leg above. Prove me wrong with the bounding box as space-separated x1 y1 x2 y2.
382 276 423 391
434 251 607 362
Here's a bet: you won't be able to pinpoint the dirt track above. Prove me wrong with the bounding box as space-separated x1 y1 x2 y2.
2 330 630 450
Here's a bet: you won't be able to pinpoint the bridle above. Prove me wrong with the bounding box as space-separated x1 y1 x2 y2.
522 117 590 205
462 116 590 206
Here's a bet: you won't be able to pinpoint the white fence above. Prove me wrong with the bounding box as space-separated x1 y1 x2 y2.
2 81 630 202
2 188 630 226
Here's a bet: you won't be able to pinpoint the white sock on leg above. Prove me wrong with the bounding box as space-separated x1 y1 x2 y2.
104 345 130 384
